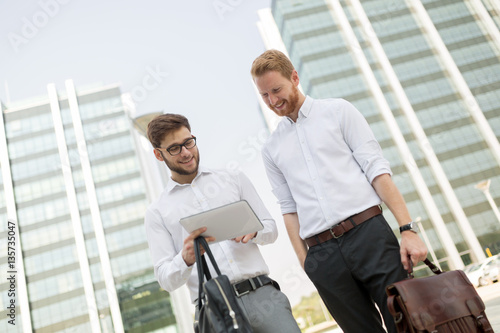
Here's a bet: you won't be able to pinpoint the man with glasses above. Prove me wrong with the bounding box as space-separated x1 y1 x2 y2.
251 50 427 333
144 113 301 332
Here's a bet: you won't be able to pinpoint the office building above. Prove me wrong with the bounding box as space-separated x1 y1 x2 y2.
0 81 186 332
256 0 500 270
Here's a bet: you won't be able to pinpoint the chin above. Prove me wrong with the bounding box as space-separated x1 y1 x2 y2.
276 109 291 117
272 107 286 116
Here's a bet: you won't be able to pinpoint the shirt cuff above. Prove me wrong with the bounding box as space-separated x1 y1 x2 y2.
366 164 392 184
271 183 297 214
252 220 272 245
173 252 193 280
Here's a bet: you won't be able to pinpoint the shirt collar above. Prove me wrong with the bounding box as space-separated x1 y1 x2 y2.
165 165 212 192
285 95 313 123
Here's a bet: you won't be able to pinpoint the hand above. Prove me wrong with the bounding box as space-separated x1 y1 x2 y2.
182 227 216 266
400 231 428 271
232 232 257 244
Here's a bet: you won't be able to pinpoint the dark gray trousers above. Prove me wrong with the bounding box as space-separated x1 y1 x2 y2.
236 284 301 333
304 214 407 333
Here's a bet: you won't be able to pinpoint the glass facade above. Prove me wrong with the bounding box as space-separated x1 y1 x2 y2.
266 0 500 269
0 83 177 332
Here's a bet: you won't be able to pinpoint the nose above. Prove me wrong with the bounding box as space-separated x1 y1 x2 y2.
179 145 191 156
268 94 279 106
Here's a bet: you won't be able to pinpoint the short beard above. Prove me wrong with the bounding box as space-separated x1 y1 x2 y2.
273 84 300 117
160 150 200 176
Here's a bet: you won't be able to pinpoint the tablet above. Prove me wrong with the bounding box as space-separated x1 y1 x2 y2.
179 200 263 242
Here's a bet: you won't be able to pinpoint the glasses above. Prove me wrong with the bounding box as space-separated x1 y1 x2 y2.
156 136 197 156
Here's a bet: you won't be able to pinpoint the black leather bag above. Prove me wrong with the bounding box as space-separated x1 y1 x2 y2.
386 258 494 333
194 236 253 333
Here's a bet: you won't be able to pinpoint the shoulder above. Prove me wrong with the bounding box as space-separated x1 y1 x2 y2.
311 98 361 125
146 185 171 211
202 167 243 183
145 192 166 223
313 97 352 112
263 117 288 146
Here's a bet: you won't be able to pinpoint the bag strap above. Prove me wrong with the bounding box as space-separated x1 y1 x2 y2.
195 236 222 275
194 237 205 309
201 255 212 281
423 258 442 275
407 257 443 278
194 236 223 309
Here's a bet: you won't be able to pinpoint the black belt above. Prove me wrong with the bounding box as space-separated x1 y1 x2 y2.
232 274 273 297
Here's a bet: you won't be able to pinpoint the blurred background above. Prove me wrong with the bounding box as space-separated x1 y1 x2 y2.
1 0 499 332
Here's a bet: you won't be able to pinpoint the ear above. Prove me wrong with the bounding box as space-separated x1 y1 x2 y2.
291 70 300 86
153 149 164 162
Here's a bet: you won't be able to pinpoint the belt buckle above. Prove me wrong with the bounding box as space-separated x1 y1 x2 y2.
233 278 256 297
330 226 344 239
233 283 249 297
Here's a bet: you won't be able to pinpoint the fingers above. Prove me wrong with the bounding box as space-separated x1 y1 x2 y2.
187 227 208 241
204 236 216 243
400 235 429 272
232 232 256 243
182 227 215 266
187 227 216 243
241 233 255 243
400 248 410 271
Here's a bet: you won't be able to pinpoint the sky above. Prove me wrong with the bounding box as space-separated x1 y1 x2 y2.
0 0 316 305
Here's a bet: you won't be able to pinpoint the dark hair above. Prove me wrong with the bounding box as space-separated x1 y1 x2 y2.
250 49 295 80
146 113 191 148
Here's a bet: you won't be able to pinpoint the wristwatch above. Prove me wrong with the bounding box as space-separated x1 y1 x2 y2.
399 221 418 234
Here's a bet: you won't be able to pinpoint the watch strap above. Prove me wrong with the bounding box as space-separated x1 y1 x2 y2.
399 221 416 233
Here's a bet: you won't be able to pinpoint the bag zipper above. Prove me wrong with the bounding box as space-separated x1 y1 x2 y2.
214 279 239 330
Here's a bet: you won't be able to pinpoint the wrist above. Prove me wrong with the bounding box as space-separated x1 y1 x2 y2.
399 221 418 234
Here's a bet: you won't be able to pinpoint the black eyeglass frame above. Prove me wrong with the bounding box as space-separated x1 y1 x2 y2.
156 136 197 156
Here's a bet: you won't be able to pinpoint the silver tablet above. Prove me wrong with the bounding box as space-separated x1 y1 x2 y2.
179 200 264 242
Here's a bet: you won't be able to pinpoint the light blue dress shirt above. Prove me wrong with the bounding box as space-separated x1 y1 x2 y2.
262 96 391 240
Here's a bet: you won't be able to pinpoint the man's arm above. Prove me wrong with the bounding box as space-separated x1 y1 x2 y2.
283 213 308 269
145 208 214 292
232 171 278 245
371 173 428 270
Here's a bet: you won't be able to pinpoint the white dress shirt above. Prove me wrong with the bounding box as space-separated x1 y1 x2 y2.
144 166 277 302
262 96 391 240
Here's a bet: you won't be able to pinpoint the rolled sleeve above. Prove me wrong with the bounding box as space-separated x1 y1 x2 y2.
352 140 392 183
236 171 278 245
271 182 297 214
340 99 392 183
262 146 297 215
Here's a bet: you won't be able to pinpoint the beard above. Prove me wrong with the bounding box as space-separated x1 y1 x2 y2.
161 150 200 176
271 84 300 118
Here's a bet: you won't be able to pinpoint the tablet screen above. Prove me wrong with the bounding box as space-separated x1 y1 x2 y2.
179 200 264 242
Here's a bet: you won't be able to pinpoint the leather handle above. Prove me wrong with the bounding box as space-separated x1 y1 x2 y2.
195 236 221 275
407 256 443 279
194 236 222 309
423 258 442 275
194 237 205 309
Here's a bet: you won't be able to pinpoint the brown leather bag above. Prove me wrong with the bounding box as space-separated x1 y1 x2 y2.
386 259 494 332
